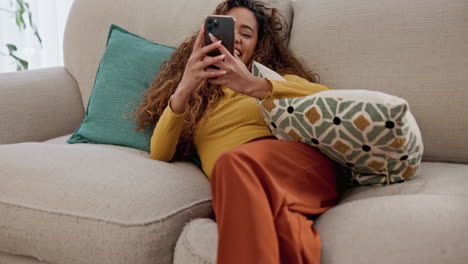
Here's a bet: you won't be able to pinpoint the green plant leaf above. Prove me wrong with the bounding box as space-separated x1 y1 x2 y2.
16 15 26 30
15 12 21 28
14 0 27 30
34 29 42 46
6 44 18 53
27 11 32 26
27 11 42 46
19 13 26 29
18 57 28 70
10 53 29 71
4 0 39 71
17 0 25 11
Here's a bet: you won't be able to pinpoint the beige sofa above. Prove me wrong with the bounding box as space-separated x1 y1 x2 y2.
1 0 467 263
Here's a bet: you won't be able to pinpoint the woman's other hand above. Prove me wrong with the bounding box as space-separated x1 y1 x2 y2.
206 33 272 99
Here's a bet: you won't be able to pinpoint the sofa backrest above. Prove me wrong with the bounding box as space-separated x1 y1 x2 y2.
63 0 292 109
289 0 468 164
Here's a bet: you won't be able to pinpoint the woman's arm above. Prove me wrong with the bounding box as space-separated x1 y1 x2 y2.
237 74 332 100
150 99 187 161
204 35 330 99
150 25 227 161
262 74 332 100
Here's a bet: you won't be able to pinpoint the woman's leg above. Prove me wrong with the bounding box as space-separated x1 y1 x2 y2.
211 139 339 264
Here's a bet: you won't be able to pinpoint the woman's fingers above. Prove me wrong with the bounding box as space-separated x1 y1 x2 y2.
204 64 228 84
208 32 219 44
208 32 236 59
199 54 226 69
202 68 227 79
207 75 228 85
199 40 222 56
192 24 205 53
216 42 235 61
191 40 222 62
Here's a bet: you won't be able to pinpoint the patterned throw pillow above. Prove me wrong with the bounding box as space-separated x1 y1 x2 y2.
252 62 424 186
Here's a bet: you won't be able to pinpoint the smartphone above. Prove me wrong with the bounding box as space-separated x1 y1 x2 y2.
204 15 235 57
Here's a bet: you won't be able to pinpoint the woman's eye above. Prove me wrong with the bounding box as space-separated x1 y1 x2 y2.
241 33 252 38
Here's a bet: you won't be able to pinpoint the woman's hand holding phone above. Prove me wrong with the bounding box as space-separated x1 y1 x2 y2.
171 25 227 114
171 22 272 114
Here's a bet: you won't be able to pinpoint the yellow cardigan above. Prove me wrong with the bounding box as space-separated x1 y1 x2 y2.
150 74 331 179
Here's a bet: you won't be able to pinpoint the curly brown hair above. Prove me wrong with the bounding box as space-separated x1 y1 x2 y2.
132 0 319 160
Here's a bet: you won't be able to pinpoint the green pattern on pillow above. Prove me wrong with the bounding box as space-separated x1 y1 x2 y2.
252 62 424 186
67 24 175 151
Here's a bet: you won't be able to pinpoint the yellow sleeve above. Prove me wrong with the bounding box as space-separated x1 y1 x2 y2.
150 99 187 161
262 74 332 100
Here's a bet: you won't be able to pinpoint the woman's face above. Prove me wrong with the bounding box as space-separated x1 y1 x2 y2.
225 7 259 65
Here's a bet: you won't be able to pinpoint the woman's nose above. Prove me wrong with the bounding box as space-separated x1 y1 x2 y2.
234 32 241 44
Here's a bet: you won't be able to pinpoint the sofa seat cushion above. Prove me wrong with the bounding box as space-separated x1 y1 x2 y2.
0 250 43 264
0 137 213 264
172 162 468 264
341 162 468 203
316 194 468 264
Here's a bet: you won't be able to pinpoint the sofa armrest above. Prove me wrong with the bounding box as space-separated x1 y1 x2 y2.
0 67 84 144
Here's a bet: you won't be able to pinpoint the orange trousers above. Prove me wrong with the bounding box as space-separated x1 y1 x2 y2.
211 138 339 264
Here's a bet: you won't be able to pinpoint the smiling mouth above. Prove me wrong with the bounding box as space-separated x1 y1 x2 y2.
235 49 242 57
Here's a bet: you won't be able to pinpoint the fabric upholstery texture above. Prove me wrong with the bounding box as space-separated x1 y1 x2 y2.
63 0 293 108
0 251 43 264
340 162 468 203
67 24 175 152
0 67 83 144
315 195 468 264
173 162 468 264
0 137 213 264
289 0 468 163
173 218 218 264
1 0 467 263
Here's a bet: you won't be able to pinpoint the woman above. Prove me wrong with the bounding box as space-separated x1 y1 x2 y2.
134 0 340 263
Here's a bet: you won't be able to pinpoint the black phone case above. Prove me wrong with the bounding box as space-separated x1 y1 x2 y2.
204 15 235 56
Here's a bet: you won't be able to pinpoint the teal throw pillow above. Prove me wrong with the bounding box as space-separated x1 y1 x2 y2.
67 24 175 151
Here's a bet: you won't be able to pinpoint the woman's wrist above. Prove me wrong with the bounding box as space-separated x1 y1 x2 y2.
248 76 273 100
170 81 193 115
